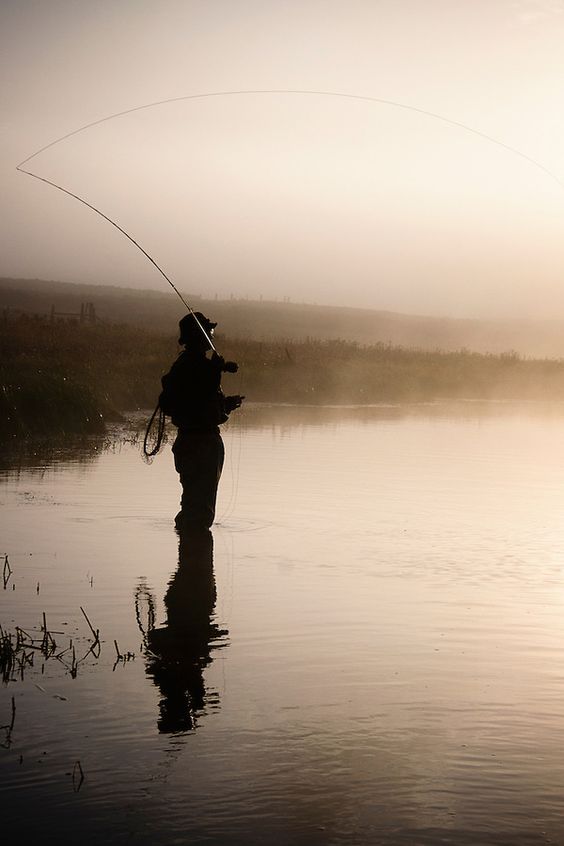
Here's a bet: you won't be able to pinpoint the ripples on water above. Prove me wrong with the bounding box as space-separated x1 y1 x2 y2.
2 402 564 845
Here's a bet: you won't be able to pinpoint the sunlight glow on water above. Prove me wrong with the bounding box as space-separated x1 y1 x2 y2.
2 405 564 844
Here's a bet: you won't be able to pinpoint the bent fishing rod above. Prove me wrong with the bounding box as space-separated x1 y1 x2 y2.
15 166 216 352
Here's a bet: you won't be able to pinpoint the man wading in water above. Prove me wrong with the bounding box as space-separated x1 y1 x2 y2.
160 312 244 530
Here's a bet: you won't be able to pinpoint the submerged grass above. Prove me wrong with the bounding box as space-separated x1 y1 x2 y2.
0 607 102 684
4 314 564 438
1 557 104 684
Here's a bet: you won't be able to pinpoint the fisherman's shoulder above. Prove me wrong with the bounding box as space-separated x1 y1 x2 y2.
171 350 203 370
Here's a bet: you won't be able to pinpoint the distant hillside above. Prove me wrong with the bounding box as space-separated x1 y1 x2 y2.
3 276 564 358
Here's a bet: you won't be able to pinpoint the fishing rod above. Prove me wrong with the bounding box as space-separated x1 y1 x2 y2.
15 167 217 352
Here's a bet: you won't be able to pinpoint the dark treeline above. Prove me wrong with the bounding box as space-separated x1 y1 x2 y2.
3 314 564 438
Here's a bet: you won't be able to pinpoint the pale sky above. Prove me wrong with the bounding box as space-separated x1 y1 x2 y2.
2 0 564 318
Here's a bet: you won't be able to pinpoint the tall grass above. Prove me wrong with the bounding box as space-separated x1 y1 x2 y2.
3 314 564 438
220 337 564 404
0 316 174 437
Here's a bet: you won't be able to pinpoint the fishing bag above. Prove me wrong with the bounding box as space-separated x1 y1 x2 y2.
158 367 182 419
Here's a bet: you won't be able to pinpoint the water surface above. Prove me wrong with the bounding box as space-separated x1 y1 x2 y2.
2 403 564 845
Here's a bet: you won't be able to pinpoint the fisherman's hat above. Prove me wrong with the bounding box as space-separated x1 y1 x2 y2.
178 312 217 344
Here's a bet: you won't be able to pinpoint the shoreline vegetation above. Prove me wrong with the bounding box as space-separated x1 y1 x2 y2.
4 314 564 439
5 275 564 357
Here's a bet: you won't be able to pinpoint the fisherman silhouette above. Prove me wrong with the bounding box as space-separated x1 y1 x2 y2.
145 527 228 733
161 312 244 530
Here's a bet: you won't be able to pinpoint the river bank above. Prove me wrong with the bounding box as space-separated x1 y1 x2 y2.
4 314 564 438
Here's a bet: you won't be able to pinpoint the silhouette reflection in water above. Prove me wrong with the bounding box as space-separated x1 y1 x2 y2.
144 528 228 733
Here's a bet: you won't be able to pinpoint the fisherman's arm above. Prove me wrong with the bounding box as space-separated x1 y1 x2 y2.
224 394 244 412
211 352 238 373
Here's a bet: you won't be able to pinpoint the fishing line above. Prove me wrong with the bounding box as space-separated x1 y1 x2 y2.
15 88 563 337
216 420 238 522
17 89 564 189
15 174 217 351
142 401 166 461
217 367 245 523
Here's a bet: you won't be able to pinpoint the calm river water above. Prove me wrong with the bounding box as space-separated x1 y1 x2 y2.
2 403 564 845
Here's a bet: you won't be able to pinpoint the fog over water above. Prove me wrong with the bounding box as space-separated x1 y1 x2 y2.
2 0 564 318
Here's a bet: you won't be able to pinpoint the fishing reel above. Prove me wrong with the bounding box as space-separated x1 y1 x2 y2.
212 352 238 373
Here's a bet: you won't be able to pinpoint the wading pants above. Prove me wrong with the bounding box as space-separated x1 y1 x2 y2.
172 430 225 529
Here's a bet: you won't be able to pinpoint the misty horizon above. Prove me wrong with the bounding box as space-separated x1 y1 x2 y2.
9 272 564 325
3 1 564 320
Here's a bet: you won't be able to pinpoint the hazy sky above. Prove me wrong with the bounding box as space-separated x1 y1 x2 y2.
2 0 564 318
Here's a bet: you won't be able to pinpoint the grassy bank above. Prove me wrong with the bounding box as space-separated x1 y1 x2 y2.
0 317 173 438
3 314 564 438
